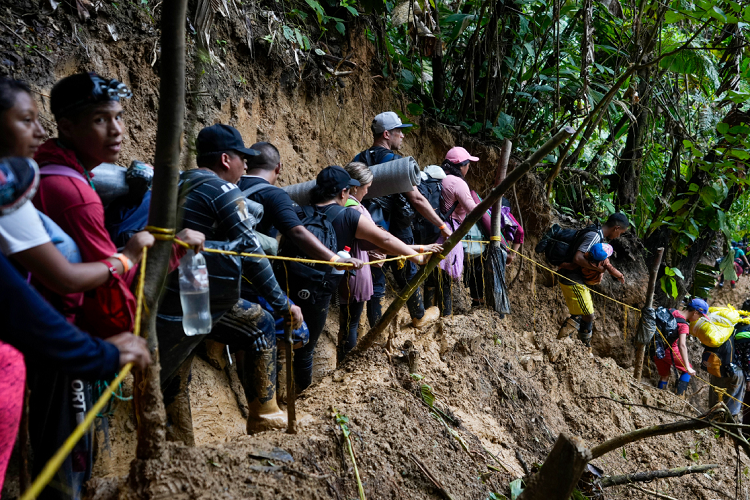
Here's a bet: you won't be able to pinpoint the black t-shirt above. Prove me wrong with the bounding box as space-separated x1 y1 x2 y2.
237 176 302 237
293 203 361 252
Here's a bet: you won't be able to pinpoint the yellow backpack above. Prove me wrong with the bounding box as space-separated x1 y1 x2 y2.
692 305 739 347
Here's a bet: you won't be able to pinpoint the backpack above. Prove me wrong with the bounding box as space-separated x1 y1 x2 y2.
105 190 152 248
651 307 687 359
413 173 457 245
534 223 602 266
241 182 282 255
276 204 347 303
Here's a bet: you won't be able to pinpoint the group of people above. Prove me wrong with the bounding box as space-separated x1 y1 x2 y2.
716 241 750 288
0 72 527 498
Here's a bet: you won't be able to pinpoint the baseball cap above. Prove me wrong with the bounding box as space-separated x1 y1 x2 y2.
371 111 413 135
589 243 609 261
445 147 479 164
196 124 261 159
316 165 361 192
0 157 39 216
688 298 709 315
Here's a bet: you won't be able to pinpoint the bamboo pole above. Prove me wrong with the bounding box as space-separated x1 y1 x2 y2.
134 0 189 460
350 127 575 356
633 247 664 382
486 139 512 312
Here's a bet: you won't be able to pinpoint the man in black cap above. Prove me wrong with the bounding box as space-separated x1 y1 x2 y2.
156 124 303 439
354 111 449 329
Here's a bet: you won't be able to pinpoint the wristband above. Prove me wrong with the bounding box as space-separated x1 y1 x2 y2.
113 253 133 273
439 224 446 230
419 246 425 253
330 255 341 263
101 260 119 276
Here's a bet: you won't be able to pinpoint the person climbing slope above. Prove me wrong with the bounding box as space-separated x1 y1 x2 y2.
556 213 629 349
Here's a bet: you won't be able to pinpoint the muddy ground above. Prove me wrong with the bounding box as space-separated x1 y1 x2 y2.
79 275 750 499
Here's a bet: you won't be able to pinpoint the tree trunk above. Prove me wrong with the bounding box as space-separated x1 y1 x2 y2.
614 71 650 209
517 434 591 500
134 0 188 461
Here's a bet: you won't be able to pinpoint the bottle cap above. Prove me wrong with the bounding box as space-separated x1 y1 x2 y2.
344 246 351 252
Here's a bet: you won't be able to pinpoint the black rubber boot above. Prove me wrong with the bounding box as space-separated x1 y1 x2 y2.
240 347 287 434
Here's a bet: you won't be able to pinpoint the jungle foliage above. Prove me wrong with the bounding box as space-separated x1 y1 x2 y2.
356 0 750 302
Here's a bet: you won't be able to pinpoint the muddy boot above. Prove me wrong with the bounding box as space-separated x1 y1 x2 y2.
242 347 287 434
675 373 691 396
424 286 436 309
578 321 593 350
557 316 580 339
413 306 440 329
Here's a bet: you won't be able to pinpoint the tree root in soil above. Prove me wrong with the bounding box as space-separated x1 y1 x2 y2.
597 464 719 488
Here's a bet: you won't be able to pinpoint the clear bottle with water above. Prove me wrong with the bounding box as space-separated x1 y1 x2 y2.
178 250 211 336
331 246 352 275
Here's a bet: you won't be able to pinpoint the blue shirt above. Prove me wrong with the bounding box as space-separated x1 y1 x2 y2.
0 253 120 379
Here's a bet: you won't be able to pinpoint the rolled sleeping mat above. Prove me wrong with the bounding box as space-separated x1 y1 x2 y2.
283 156 421 205
91 163 129 207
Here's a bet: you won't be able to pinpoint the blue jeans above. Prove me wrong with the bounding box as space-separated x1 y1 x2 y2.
293 293 333 392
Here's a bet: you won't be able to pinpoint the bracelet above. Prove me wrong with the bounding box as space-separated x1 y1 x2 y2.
101 260 118 276
419 245 425 253
330 255 341 263
113 253 133 273
439 224 446 230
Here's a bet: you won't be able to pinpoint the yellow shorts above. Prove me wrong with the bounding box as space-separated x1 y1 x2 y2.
560 282 594 316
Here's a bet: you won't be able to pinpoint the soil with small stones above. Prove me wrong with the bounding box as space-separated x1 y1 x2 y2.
0 2 745 499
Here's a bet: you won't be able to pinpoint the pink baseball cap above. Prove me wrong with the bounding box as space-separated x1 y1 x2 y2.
445 147 479 164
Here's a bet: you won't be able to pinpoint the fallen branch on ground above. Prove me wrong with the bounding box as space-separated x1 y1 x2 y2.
410 453 455 500
597 464 719 488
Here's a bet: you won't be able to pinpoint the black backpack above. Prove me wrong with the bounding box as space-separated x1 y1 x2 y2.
534 223 602 266
276 205 346 303
651 307 687 359
413 173 458 245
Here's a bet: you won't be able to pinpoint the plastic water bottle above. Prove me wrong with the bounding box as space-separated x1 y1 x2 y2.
332 246 351 275
178 250 211 336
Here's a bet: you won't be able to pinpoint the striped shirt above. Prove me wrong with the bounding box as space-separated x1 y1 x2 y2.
180 169 288 314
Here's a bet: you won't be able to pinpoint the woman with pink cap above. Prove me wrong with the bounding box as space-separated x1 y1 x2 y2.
431 147 483 316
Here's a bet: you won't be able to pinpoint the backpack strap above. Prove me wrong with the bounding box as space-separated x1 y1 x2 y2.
39 164 93 189
241 181 281 199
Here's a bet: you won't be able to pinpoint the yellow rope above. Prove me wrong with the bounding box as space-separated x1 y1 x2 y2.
21 249 149 500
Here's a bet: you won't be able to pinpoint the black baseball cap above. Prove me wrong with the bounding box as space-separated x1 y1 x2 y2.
196 124 260 159
316 165 361 192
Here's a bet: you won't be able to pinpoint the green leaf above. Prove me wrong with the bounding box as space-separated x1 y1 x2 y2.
469 121 483 134
699 186 717 205
407 102 424 115
664 10 684 23
670 198 688 212
335 22 345 35
661 275 678 298
509 479 524 500
717 122 730 134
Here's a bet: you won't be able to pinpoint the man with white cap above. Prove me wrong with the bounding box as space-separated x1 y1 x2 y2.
353 111 450 329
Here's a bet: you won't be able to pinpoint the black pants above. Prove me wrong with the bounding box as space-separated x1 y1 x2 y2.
338 301 365 362
369 246 424 320
157 299 276 409
425 268 452 316
28 371 93 500
464 254 486 303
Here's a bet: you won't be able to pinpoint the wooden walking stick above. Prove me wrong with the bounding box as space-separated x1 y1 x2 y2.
285 321 297 434
633 247 664 381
